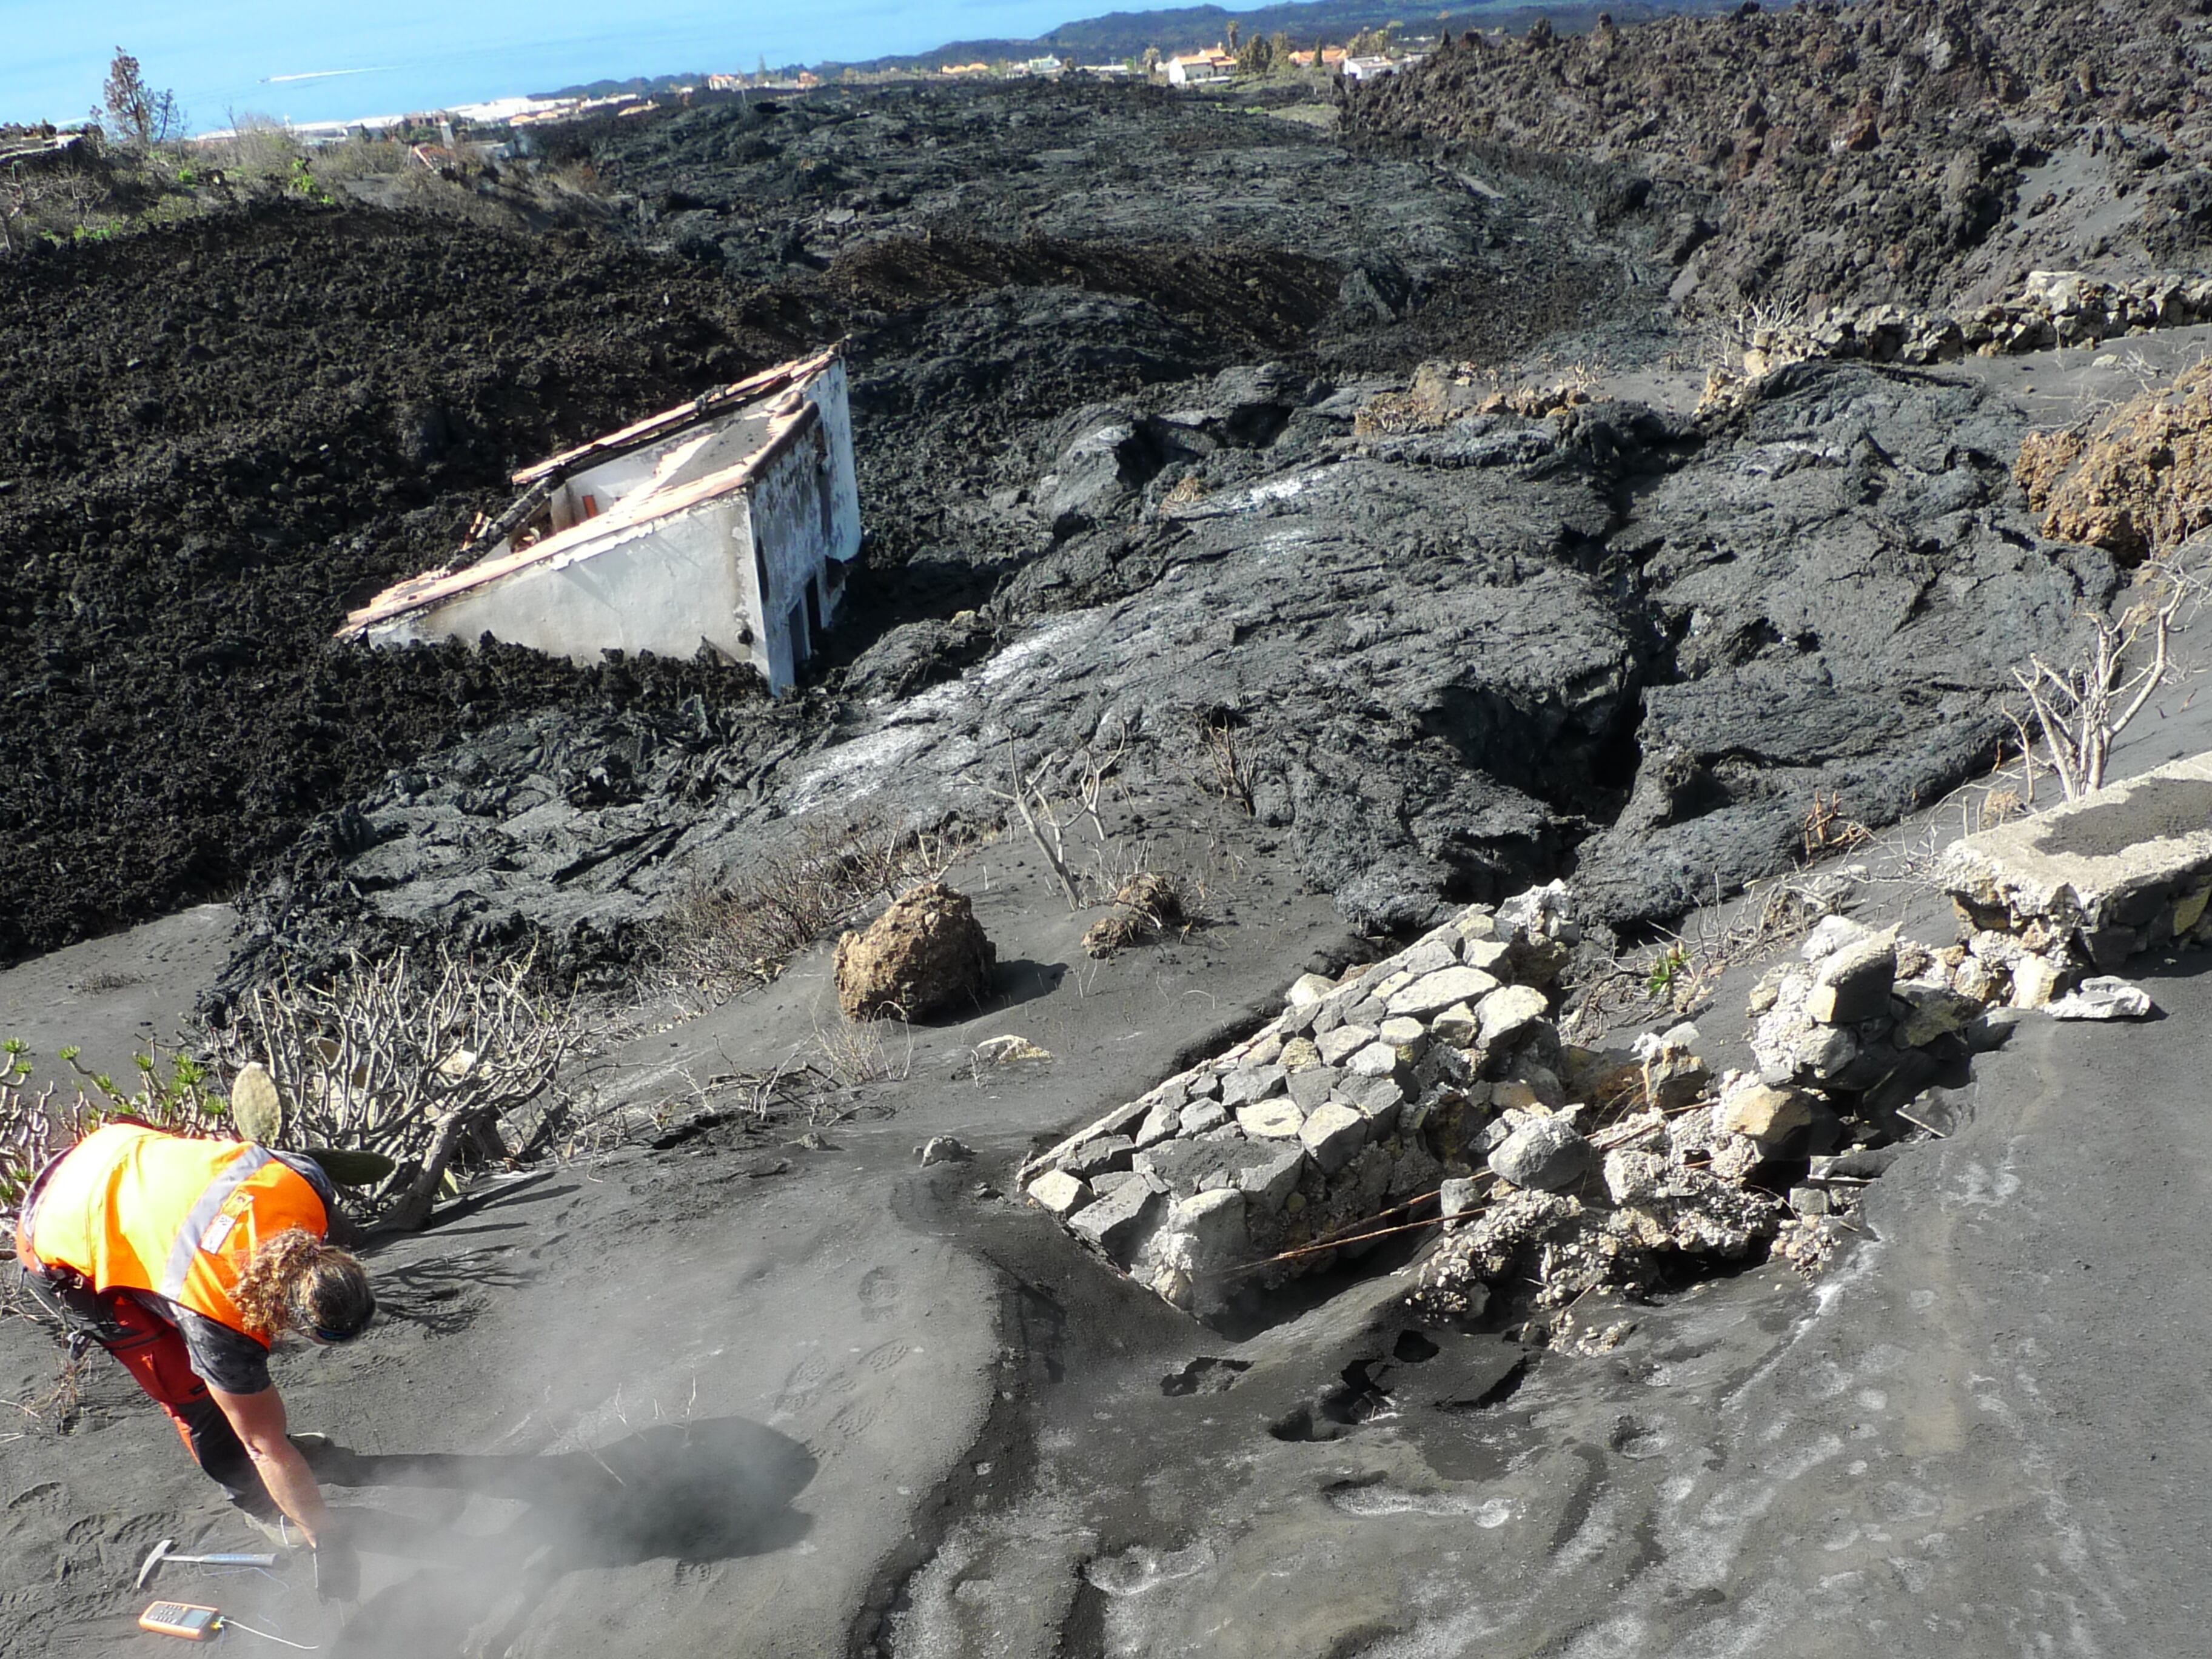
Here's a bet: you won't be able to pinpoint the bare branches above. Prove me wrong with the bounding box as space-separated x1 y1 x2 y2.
2008 557 2202 803
977 737 1085 910
1800 789 1871 862
653 808 972 1000
1192 709 1256 816
211 948 578 1230
968 725 1136 913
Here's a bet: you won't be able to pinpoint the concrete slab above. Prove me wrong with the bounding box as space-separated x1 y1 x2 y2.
1939 751 2212 950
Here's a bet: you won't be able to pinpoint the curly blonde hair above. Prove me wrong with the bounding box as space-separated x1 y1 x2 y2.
232 1228 373 1340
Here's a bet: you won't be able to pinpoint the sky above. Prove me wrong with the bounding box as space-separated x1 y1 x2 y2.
1 0 1259 132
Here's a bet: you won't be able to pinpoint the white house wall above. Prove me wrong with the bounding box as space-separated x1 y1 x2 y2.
370 497 757 669
749 421 849 689
799 357 862 558
350 350 860 696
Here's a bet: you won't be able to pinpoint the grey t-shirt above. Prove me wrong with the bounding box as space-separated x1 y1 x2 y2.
136 1150 346 1396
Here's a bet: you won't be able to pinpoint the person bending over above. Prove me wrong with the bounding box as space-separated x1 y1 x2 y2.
12 1121 374 1599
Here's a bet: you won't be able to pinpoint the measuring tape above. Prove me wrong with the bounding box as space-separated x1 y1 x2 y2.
139 1602 319 1649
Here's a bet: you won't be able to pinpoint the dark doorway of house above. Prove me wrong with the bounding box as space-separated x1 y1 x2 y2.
804 580 824 654
788 598 809 666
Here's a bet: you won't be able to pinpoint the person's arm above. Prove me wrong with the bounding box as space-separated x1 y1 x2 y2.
208 1382 330 1543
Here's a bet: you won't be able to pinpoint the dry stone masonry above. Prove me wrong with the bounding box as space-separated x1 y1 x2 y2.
1025 775 2183 1333
1732 270 2212 380
1019 881 1928 1329
1020 882 1583 1318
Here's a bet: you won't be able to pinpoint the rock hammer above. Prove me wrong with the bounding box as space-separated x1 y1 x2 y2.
136 1538 279 1589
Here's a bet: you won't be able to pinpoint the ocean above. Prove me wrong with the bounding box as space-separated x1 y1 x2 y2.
7 0 1170 133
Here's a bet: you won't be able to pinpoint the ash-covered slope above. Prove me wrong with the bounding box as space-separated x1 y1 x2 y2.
1345 0 2212 316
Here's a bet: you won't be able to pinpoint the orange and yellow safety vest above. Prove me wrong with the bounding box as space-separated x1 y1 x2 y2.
24 1124 328 1347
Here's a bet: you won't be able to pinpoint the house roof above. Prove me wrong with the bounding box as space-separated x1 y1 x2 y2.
511 345 839 486
341 349 837 636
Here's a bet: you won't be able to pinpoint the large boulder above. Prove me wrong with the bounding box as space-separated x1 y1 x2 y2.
834 882 996 1021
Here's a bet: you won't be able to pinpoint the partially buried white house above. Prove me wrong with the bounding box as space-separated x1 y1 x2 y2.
342 346 861 693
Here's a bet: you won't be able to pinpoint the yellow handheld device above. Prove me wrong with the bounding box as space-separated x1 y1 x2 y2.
138 1601 320 1649
139 1601 222 1640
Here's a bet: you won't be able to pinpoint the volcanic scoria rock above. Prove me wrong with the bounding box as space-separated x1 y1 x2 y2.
836 882 996 1021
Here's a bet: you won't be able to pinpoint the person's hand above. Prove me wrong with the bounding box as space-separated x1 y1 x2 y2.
312 1530 360 1603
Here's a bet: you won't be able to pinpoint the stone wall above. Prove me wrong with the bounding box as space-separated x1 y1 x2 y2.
1027 776 2200 1332
1018 883 1586 1318
1737 269 2212 377
1023 878 2048 1333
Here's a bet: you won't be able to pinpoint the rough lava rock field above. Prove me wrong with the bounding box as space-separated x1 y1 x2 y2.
11 8 2212 1656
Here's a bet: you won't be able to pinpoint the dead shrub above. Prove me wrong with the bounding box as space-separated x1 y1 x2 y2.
814 1017 913 1087
1190 708 1257 816
1799 788 1872 861
211 948 578 1231
653 808 968 1000
2005 555 2204 803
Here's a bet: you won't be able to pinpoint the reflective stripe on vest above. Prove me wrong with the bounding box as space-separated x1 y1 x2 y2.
160 1145 274 1302
25 1125 327 1346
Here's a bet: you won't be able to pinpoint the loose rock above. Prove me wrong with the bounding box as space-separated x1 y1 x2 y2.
2049 977 2156 1020
1027 1170 1090 1215
1487 1116 1593 1193
837 882 996 1021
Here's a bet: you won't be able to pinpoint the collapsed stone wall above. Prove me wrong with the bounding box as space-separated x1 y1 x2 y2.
1025 822 2184 1333
1016 882 1953 1327
1726 269 2212 380
1019 883 1584 1318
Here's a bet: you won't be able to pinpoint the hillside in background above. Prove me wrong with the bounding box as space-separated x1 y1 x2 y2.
1345 0 2212 316
846 0 1724 69
536 0 1720 92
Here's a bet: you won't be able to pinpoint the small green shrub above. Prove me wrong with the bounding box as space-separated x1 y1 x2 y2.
1645 943 1691 999
289 156 333 204
0 1037 228 1213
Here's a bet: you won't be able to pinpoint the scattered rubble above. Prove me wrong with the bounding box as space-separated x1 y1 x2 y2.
972 1034 1051 1066
1081 871 1189 959
834 882 996 1021
2049 977 2157 1020
1021 879 1818 1324
1027 769 2197 1331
